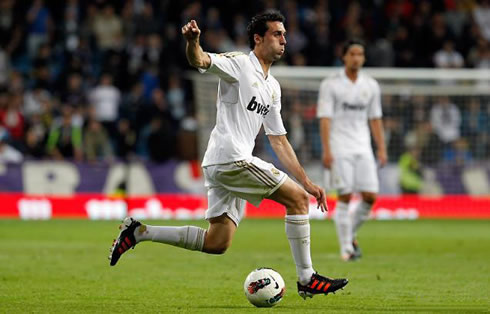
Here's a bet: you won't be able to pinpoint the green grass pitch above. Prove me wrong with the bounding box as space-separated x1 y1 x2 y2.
0 219 489 313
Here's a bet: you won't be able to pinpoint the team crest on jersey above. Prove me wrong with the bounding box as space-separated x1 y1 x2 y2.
247 96 270 116
271 168 280 176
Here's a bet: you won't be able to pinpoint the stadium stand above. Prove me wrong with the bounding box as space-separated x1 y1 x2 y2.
0 0 488 197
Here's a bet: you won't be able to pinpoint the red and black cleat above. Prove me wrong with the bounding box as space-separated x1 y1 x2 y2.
109 217 141 266
297 273 348 299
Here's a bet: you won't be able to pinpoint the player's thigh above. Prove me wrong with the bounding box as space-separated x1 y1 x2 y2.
216 157 287 207
205 183 246 227
268 177 309 215
326 155 355 195
354 154 379 193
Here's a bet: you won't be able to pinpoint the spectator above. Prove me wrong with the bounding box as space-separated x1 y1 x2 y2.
398 146 423 194
62 73 87 110
114 118 136 161
88 73 120 137
433 40 464 68
133 2 161 35
384 116 404 162
45 105 83 161
83 119 113 163
430 96 462 144
467 38 490 69
0 0 22 57
147 117 176 163
24 86 51 119
443 138 473 165
167 74 186 121
462 97 488 157
473 0 490 41
26 0 54 58
0 92 24 147
23 127 45 159
92 4 122 51
0 127 22 163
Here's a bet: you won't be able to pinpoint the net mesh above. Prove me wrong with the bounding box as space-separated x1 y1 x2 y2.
190 67 490 196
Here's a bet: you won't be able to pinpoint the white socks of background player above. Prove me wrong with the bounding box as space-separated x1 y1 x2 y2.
285 214 314 285
351 201 372 237
135 225 206 251
334 201 354 257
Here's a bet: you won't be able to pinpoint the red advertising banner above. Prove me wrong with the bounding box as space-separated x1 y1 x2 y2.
0 193 489 220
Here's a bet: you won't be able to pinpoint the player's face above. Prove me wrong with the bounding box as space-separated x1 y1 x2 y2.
343 45 365 71
258 21 287 62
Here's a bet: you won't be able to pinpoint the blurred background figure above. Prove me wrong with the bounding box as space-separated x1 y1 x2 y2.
45 105 82 161
0 126 22 163
83 118 113 163
398 144 423 194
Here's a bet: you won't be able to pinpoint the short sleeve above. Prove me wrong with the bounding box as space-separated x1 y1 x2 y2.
368 80 382 119
198 52 244 83
316 79 334 118
264 100 287 136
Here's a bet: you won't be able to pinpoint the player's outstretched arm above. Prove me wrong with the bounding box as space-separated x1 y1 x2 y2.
181 20 211 69
268 134 328 212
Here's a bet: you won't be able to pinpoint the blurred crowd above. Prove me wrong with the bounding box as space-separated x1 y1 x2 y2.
0 0 489 164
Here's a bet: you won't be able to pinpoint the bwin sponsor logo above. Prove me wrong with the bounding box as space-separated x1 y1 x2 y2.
247 96 270 116
343 102 366 111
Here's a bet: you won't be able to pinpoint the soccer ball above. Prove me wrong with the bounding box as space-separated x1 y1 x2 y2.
243 268 285 307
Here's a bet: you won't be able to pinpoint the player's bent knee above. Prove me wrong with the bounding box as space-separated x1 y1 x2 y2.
338 194 352 203
203 241 230 254
361 192 377 204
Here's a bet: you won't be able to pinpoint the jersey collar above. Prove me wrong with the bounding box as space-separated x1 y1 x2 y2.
250 51 269 79
341 69 362 85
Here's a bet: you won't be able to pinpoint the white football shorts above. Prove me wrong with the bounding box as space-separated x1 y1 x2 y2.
324 153 379 195
203 157 288 226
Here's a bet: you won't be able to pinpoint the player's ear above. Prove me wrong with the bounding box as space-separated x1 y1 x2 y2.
254 34 263 47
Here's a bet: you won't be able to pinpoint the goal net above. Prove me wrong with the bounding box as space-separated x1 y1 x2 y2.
190 67 490 197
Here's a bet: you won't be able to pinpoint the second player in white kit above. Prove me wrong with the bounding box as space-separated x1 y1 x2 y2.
317 40 387 261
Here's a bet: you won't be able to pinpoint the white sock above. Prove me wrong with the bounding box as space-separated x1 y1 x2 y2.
334 201 354 256
351 201 372 237
135 224 205 251
285 214 315 285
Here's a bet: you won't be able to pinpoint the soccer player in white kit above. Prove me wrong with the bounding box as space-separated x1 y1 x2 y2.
109 12 348 299
317 40 387 261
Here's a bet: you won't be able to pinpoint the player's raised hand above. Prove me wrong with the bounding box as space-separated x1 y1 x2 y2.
182 20 201 42
304 181 328 212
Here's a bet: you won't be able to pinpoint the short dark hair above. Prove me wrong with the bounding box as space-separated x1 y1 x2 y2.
342 39 365 56
247 11 285 50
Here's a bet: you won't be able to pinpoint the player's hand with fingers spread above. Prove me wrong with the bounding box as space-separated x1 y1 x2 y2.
182 20 201 42
303 180 328 212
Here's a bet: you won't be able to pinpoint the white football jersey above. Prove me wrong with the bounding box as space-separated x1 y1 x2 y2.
198 51 287 167
317 70 382 156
